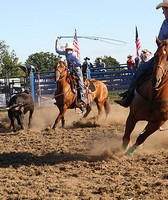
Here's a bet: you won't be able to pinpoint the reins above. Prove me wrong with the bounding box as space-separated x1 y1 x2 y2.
56 67 67 81
156 65 167 77
154 65 168 90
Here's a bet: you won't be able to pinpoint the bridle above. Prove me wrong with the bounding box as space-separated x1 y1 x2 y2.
152 42 168 88
55 62 68 81
155 64 168 77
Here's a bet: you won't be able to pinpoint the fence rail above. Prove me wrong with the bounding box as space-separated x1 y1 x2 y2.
0 66 135 107
30 66 135 105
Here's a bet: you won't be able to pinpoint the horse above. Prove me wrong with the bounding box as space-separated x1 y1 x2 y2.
52 61 111 129
123 38 168 156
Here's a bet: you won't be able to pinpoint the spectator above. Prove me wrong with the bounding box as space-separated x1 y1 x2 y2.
134 57 140 69
82 57 93 79
140 49 152 63
126 55 135 70
96 57 106 72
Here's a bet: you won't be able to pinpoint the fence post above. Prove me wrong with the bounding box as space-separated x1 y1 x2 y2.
30 71 35 102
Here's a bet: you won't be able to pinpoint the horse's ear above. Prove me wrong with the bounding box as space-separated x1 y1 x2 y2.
156 37 162 47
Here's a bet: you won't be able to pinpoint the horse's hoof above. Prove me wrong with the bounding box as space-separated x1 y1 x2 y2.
124 149 134 157
124 145 137 157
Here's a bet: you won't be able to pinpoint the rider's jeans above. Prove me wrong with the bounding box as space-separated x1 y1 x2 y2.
74 67 86 104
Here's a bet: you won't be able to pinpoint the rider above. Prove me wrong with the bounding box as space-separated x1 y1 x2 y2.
115 0 168 107
55 36 87 111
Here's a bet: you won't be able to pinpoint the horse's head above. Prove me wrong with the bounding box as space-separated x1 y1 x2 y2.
55 61 67 81
152 38 168 89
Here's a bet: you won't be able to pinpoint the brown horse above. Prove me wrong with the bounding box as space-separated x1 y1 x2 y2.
52 61 110 129
123 38 168 156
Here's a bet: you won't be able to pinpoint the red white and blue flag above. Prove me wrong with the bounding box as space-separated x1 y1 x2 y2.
73 29 80 58
135 26 141 57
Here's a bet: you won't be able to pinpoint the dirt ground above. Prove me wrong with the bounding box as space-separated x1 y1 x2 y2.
0 103 168 200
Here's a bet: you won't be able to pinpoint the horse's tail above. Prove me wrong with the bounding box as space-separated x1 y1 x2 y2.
104 98 111 118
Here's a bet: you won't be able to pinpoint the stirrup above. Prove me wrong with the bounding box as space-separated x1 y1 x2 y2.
79 105 86 112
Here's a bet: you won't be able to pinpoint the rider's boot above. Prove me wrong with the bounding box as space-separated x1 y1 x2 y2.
78 97 87 112
77 93 92 113
114 90 134 108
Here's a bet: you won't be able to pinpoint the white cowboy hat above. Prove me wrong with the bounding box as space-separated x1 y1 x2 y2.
156 0 168 9
65 43 75 50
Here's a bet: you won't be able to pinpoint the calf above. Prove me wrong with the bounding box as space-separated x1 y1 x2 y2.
8 91 34 132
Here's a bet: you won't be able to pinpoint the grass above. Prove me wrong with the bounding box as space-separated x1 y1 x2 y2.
108 91 125 103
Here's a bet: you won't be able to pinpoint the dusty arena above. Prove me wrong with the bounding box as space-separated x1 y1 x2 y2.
0 103 168 200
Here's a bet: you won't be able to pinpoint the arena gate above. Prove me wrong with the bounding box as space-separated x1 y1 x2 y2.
30 66 136 106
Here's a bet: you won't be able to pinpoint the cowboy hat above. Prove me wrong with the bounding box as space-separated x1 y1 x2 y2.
84 57 90 60
65 43 75 50
97 57 103 60
142 49 148 53
156 0 168 9
127 54 133 58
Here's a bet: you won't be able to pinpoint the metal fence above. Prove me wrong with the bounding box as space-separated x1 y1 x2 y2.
30 66 135 106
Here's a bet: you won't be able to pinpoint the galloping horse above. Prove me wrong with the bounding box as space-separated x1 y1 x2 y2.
52 61 110 129
123 38 168 156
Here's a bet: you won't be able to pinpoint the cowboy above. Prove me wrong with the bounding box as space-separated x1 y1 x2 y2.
96 57 106 72
82 57 93 79
55 37 87 111
140 49 152 63
115 0 168 108
126 54 135 70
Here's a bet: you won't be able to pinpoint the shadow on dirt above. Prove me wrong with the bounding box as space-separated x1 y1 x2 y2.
0 151 110 168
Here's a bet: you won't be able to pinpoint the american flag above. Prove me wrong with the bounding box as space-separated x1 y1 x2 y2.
135 26 141 57
73 29 80 58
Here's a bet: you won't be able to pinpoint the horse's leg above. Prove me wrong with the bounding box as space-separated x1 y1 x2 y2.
91 100 104 120
61 116 65 128
52 107 67 129
97 102 104 119
122 113 137 150
125 120 165 156
83 104 92 118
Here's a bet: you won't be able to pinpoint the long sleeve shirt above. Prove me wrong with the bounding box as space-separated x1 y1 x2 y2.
158 19 168 40
55 47 82 67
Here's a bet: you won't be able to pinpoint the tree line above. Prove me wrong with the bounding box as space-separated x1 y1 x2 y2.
0 40 119 77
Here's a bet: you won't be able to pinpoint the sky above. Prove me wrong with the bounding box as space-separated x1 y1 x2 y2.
0 0 164 65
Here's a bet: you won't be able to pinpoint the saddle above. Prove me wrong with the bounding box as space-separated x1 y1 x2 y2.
68 74 96 109
67 73 78 94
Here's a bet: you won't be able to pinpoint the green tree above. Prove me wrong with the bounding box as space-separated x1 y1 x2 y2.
0 40 22 77
25 52 61 72
103 56 119 66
